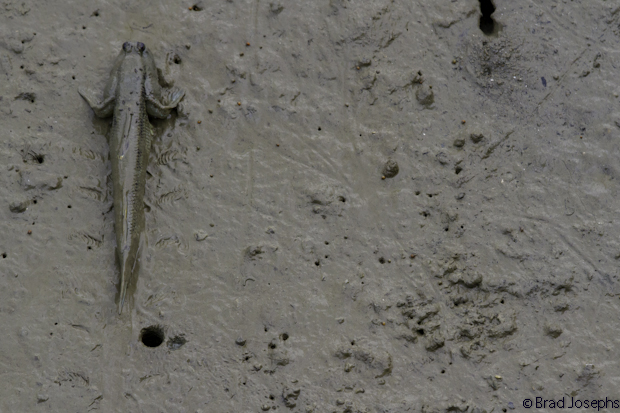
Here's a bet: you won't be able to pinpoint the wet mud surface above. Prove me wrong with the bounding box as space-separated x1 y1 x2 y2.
2 0 620 412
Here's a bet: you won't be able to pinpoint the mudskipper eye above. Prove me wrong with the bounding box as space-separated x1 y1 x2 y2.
137 42 146 53
123 42 131 52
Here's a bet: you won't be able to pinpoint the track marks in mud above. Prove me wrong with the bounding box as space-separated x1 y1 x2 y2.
155 185 188 206
75 185 104 202
68 231 103 249
156 149 180 166
154 234 187 251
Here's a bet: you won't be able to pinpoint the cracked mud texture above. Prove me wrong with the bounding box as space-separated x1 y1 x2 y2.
2 0 620 412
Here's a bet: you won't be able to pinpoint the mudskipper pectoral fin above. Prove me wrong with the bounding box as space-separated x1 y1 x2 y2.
78 87 116 118
145 88 185 119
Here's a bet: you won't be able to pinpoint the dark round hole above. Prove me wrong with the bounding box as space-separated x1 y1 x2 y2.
281 333 289 341
36 155 44 164
1 253 6 258
140 325 165 348
67 205 72 208
350 340 355 345
192 4 203 11
33 200 37 204
479 0 496 35
378 257 386 264
269 395 275 400
318 127 322 131
315 260 320 266
441 369 445 374
269 342 276 349
417 328 425 336
500 299 505 304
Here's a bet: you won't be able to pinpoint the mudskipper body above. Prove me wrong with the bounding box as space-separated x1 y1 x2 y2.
79 42 185 313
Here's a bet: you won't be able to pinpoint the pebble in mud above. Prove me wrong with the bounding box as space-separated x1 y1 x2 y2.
235 337 247 346
416 84 434 107
382 159 399 178
167 335 187 350
9 200 30 213
470 132 484 143
544 324 563 338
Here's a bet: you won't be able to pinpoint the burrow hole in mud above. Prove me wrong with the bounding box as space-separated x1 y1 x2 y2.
280 333 289 341
378 257 386 264
269 342 277 349
191 4 203 11
140 325 165 348
479 0 496 35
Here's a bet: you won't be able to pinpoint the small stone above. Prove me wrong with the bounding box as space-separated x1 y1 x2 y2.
415 84 434 106
235 337 246 346
9 39 23 54
470 132 484 143
283 387 300 408
167 335 187 350
382 159 399 178
194 231 209 241
456 192 465 200
544 324 563 338
425 334 445 351
9 200 30 213
453 138 465 148
357 58 371 67
436 152 450 165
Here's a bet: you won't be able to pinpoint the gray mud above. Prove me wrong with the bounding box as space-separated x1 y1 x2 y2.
2 1 620 412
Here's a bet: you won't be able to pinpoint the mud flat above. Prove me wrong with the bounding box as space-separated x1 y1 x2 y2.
1 0 620 411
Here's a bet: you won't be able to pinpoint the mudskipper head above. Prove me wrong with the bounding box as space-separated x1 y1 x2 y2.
121 41 147 55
